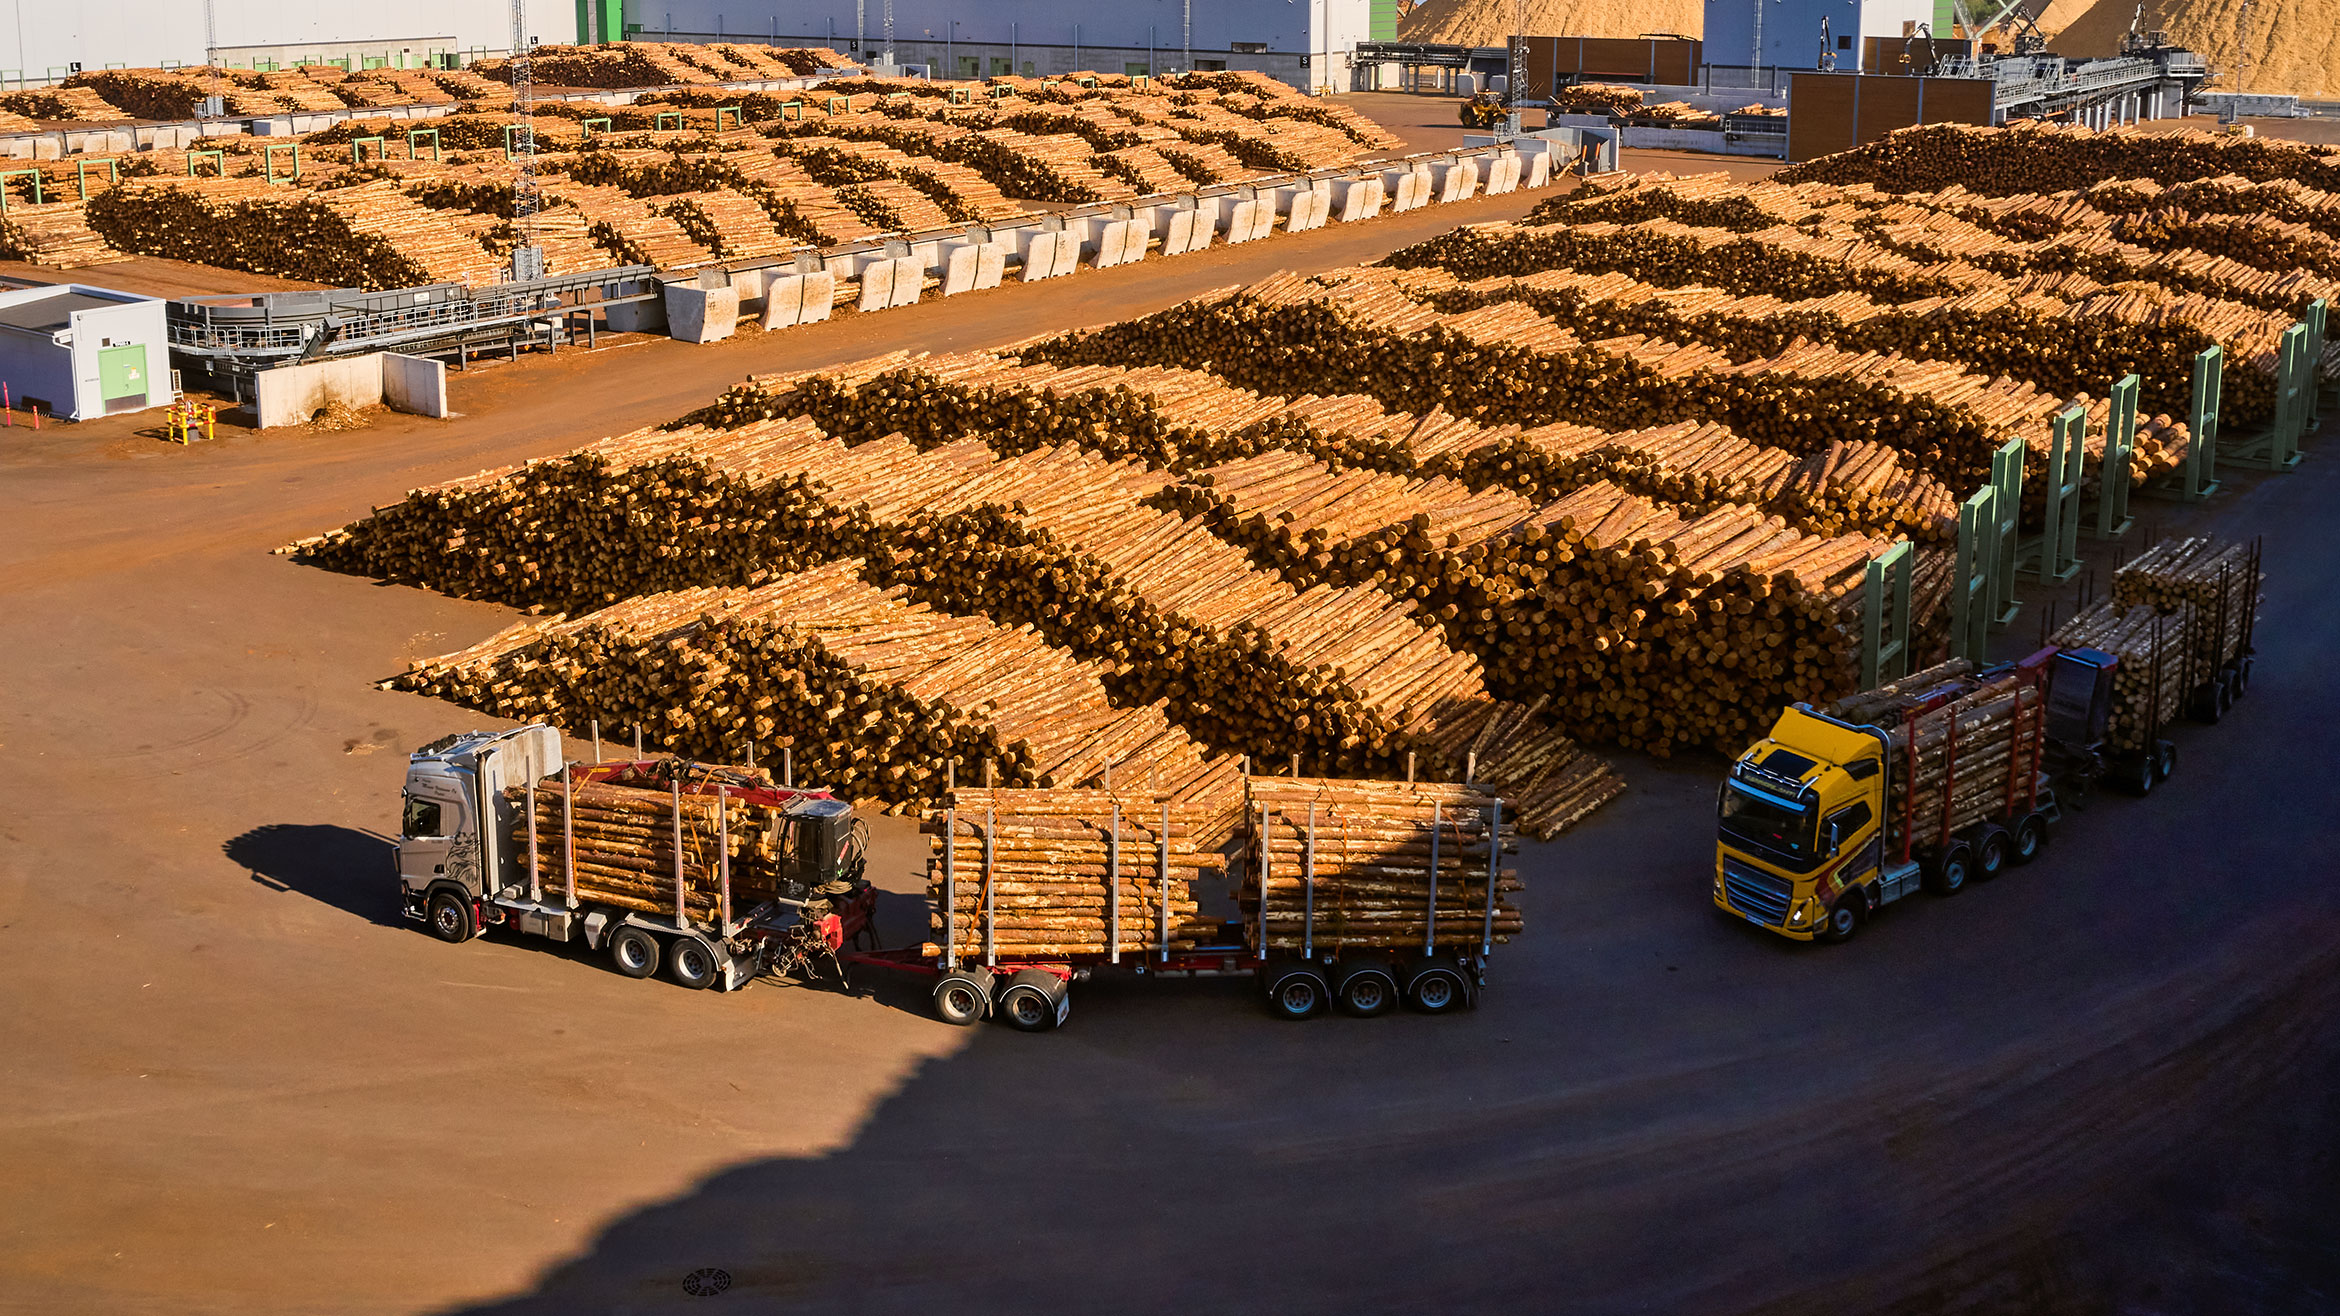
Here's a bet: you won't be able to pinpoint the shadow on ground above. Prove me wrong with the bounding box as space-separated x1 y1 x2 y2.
226 823 401 926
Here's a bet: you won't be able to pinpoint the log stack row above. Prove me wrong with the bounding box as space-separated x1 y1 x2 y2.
0 201 131 268
919 788 1225 959
2112 536 2259 679
505 765 801 920
390 559 1245 817
1240 779 1522 952
1776 121 2340 197
2050 600 2200 754
1824 659 2046 856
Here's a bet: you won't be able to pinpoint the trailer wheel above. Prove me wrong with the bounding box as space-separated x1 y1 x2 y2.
2154 740 2177 783
1970 825 2011 881
931 970 992 1026
1332 958 1400 1018
426 890 475 944
2009 813 2049 866
667 935 720 990
1923 843 1973 896
1818 896 1863 943
1407 965 1468 1014
609 926 660 979
2236 657 2252 696
996 969 1068 1033
2217 673 2237 716
1261 960 1329 1020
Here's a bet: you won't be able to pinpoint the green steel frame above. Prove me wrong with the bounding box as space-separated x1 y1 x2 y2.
581 116 612 140
350 135 387 163
186 149 226 177
263 142 301 183
407 127 441 161
655 110 683 131
74 157 117 199
0 166 40 210
715 106 742 131
1949 486 1996 664
2088 373 2138 539
1861 541 1914 690
1988 436 2024 624
2028 407 2084 583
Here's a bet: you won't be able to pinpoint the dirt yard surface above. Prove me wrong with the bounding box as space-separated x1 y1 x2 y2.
4 122 2337 1315
0 254 331 298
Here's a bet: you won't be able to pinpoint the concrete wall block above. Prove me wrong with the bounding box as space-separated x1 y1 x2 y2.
666 283 739 342
1340 176 1385 222
605 295 668 335
942 244 980 296
1525 150 1553 189
1437 158 1480 204
1020 233 1059 281
798 271 836 323
252 354 385 429
761 274 807 328
857 259 897 312
1162 209 1198 256
382 353 450 419
887 255 925 308
1224 199 1262 244
974 243 1007 289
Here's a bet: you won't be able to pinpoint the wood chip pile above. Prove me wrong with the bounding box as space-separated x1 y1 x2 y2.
1240 779 1521 951
921 788 1227 958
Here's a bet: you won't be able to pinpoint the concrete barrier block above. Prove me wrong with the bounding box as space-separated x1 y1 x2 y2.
1437 159 1479 204
1397 170 1431 212
1094 220 1133 268
1484 153 1518 195
942 244 980 296
1284 188 1324 234
1340 176 1385 222
761 274 807 328
382 353 450 418
1224 199 1261 244
1021 233 1058 281
798 271 836 323
1162 209 1198 256
975 242 1007 288
1525 150 1553 188
857 259 897 311
604 295 667 335
887 255 925 308
665 283 739 342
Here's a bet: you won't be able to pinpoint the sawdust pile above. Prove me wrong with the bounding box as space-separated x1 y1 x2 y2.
305 402 379 433
1400 0 1703 45
2037 0 2340 97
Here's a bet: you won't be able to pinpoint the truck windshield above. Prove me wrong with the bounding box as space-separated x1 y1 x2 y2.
1719 780 1814 858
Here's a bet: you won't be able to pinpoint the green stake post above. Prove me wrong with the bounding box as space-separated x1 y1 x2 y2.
0 166 40 210
74 157 118 199
2090 373 2137 539
1949 486 1995 664
655 110 683 131
1989 436 2024 624
715 105 742 130
1861 541 1913 691
186 148 226 177
580 116 611 141
407 127 441 160
350 135 386 163
263 142 300 183
2028 407 2083 583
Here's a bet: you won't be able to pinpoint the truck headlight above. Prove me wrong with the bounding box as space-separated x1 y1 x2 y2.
1787 898 1813 926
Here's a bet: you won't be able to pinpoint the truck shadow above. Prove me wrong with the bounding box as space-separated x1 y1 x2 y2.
226 823 402 927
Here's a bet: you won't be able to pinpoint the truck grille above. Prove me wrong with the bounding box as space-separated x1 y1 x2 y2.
1722 858 1793 926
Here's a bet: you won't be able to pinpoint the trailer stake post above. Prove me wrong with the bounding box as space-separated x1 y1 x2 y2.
525 776 541 902
561 762 578 909
982 806 996 967
1481 798 1501 957
1425 800 1442 952
1108 795 1122 965
942 803 958 971
671 781 688 931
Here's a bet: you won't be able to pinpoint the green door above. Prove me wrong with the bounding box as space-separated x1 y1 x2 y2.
99 344 148 403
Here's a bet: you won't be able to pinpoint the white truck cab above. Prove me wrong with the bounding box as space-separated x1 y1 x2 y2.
397 726 563 920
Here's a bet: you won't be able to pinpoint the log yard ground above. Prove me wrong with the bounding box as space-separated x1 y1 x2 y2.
4 88 2339 1316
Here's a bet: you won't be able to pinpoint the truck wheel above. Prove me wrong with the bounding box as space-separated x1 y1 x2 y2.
1261 960 1329 1020
1332 958 1400 1018
1970 825 2011 881
426 891 475 944
667 935 720 990
609 926 660 979
931 970 992 1026
996 969 1067 1033
1406 964 1470 1013
2217 673 2236 716
1923 843 1972 896
2154 740 2177 783
2009 813 2050 866
1818 896 1863 943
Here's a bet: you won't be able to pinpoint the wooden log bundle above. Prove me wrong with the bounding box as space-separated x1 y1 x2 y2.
918 788 1224 958
2050 601 2199 754
1824 659 2047 856
84 175 502 290
505 766 800 920
0 201 132 268
1776 122 2340 197
2112 536 2258 677
389 559 1245 819
1239 779 1523 952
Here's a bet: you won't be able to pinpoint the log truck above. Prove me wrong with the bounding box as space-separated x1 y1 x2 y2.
397 727 866 989
1715 607 2256 943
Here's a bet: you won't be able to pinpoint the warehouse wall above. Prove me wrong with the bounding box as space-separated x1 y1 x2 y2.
10 1 581 78
1703 0 1931 71
634 0 1366 62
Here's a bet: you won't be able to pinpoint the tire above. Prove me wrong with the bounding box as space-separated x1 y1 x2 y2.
2155 740 2177 783
1261 961 1330 1021
2217 674 2236 715
426 890 475 944
667 935 721 990
931 970 992 1026
2009 812 2049 866
609 925 660 979
1332 959 1400 1018
2192 681 2223 724
1817 895 1863 943
2235 657 2252 696
2124 755 2155 796
1923 843 1973 897
996 968 1067 1033
1970 825 2012 881
1405 964 1470 1014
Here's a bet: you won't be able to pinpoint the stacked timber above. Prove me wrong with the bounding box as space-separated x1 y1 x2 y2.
1551 83 1646 115
507 764 799 919
657 191 794 259
85 176 492 290
2050 601 2198 753
919 788 1225 959
389 559 1240 813
1240 779 1522 952
2112 535 2259 677
0 201 131 268
1777 122 2340 197
542 182 716 268
1824 659 2047 855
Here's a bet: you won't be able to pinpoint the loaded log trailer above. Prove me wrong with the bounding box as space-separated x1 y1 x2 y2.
397 727 867 990
840 779 1521 1032
1713 539 2262 942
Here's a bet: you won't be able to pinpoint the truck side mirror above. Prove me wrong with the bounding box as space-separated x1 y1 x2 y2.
1825 820 1843 853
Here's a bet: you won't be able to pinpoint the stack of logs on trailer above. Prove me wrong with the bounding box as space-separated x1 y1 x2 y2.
1825 661 2047 859
1240 778 1521 953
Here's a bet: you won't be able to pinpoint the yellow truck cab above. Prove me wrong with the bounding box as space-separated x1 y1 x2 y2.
1714 706 1905 942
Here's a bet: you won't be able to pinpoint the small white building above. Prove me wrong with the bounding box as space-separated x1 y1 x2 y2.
0 284 170 421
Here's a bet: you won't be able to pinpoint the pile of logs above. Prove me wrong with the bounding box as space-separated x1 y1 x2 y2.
1551 83 1646 115
1240 779 1521 952
391 559 1241 814
2113 535 2258 679
1824 659 2045 855
2050 601 2198 754
508 763 802 920
1777 122 2340 197
86 176 503 289
0 201 131 268
919 787 1225 959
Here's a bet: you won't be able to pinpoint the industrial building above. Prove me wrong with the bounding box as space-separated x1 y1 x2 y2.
1701 0 1937 77
11 1 583 77
0 284 168 421
639 0 1396 89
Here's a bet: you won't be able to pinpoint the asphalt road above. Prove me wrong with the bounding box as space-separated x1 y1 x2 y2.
3 120 2338 1314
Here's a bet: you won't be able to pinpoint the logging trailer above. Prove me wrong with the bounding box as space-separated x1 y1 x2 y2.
397 728 866 990
1714 583 2259 943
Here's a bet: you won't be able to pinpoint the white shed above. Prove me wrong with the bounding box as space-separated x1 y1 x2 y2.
0 284 171 422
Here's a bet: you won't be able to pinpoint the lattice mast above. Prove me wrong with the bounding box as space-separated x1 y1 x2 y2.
508 0 546 282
